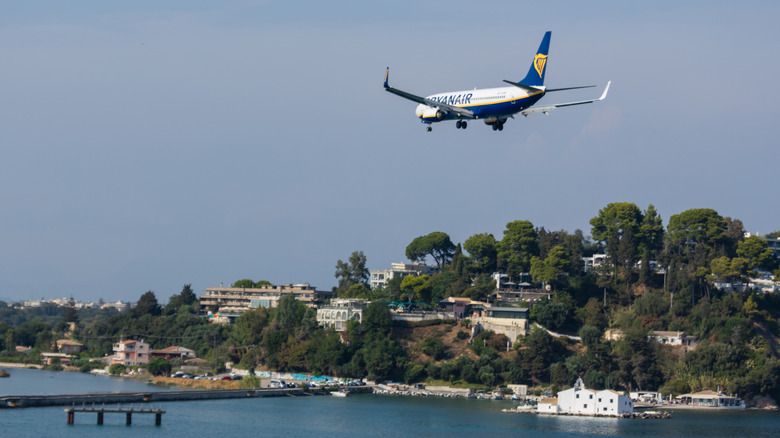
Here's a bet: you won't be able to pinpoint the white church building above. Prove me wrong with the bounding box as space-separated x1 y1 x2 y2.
538 377 633 417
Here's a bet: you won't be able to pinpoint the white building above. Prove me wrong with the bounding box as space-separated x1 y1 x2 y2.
581 254 608 273
370 263 434 289
647 331 698 348
316 299 367 331
595 389 634 416
538 377 633 417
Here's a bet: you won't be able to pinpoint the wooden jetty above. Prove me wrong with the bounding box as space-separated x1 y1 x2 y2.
65 403 166 425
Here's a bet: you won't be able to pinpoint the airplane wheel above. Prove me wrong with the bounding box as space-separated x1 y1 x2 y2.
462 121 467 129
492 124 498 131
426 126 432 132
456 121 462 129
498 124 504 131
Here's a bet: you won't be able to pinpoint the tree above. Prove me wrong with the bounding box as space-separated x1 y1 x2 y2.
335 251 369 290
134 291 161 317
109 363 126 375
461 274 495 301
232 307 270 347
339 283 372 299
578 325 602 347
233 279 255 288
362 302 392 335
519 327 557 383
530 245 570 289
638 205 664 285
167 284 197 315
667 208 728 264
709 257 749 285
737 236 776 272
147 357 172 376
400 275 433 303
464 233 498 274
666 208 730 298
276 294 306 332
406 232 456 267
532 300 569 331
498 220 539 277
590 203 643 285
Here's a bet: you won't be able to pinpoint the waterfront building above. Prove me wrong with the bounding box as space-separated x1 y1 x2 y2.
41 352 73 366
675 390 745 408
56 340 84 355
538 377 633 417
630 391 664 403
112 339 150 366
370 262 435 289
199 283 331 317
150 346 196 361
507 384 528 398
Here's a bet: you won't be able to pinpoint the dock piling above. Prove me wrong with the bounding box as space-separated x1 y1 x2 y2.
65 405 165 426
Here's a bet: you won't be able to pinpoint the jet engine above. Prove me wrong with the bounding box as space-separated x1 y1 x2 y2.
418 107 446 121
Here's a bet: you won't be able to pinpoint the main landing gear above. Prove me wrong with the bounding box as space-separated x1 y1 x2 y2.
456 120 468 129
491 120 505 131
426 125 432 132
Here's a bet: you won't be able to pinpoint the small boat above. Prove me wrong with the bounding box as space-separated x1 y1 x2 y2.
332 389 350 397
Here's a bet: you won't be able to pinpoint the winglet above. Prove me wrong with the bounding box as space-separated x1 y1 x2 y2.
597 81 611 101
384 67 390 89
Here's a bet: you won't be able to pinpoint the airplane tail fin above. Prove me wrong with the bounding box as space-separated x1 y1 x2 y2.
519 31 551 87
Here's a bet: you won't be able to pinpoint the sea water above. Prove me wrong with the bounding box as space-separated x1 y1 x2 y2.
1 368 778 437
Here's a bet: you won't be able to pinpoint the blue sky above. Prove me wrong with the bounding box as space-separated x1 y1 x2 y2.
2 1 779 303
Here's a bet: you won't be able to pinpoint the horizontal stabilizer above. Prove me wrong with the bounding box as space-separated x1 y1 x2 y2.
502 80 543 94
520 81 611 117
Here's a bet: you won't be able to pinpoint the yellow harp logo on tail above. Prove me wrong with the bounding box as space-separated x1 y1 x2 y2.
534 54 548 78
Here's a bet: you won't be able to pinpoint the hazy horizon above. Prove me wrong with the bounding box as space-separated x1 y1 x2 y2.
2 1 778 302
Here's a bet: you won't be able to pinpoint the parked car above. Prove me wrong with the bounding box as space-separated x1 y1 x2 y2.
269 379 286 388
170 372 186 378
181 373 196 379
231 375 243 381
218 375 232 381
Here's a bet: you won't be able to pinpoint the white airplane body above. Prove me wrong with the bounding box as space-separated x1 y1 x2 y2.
384 31 610 132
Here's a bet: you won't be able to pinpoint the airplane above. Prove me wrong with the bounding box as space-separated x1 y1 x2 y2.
383 31 610 132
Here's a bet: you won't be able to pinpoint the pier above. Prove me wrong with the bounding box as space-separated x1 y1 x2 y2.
1 387 315 408
65 404 166 425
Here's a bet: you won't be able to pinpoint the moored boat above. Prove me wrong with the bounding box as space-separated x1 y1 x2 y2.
332 389 350 397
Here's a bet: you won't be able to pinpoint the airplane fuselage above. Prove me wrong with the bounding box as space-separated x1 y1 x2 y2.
415 86 546 123
384 31 609 132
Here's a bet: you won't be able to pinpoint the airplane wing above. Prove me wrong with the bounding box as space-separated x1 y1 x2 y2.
384 67 475 119
521 81 611 117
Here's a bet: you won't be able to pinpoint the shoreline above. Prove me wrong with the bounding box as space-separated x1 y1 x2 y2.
0 362 43 370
